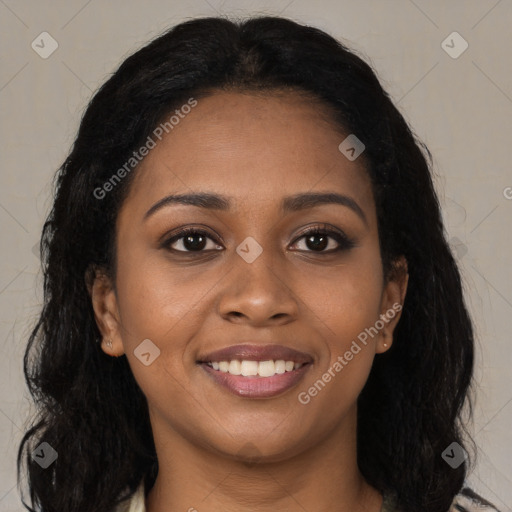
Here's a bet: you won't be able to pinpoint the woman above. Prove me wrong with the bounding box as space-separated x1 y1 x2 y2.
18 15 501 512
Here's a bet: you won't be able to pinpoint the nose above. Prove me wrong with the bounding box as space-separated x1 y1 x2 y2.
217 249 299 327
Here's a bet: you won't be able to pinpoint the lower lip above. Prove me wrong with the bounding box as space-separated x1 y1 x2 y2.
200 363 311 398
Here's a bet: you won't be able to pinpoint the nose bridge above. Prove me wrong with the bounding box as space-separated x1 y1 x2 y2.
236 236 278 284
217 233 298 324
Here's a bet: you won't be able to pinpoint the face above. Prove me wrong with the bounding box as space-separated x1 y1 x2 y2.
91 91 407 462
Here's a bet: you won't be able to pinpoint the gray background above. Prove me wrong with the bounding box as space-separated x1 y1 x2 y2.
0 1 511 510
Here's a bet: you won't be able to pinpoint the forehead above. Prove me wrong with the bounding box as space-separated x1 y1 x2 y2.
122 91 374 219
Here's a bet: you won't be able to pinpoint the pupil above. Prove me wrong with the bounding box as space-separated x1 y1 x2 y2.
184 234 206 251
306 234 327 251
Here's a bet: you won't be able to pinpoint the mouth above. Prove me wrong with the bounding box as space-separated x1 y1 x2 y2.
204 359 307 376
197 344 313 398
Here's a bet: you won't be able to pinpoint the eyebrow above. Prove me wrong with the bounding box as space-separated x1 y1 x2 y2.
144 191 367 225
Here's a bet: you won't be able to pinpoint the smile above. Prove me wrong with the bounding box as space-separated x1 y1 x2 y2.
205 359 305 377
197 343 313 398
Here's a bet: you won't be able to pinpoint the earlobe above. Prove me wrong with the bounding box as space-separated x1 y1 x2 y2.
376 333 391 354
98 336 123 357
377 256 409 353
88 268 124 356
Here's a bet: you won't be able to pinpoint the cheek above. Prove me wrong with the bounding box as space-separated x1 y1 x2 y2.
296 269 382 418
293 241 383 398
298 243 384 345
114 244 224 385
113 254 211 418
115 240 206 341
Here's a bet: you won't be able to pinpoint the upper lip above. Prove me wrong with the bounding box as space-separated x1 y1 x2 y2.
198 344 314 364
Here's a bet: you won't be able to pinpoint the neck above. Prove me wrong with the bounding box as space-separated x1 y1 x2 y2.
145 406 382 512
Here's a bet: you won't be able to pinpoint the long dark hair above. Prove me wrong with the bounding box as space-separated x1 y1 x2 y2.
18 16 475 512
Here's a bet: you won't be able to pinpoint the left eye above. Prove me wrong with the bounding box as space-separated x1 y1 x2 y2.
290 228 354 253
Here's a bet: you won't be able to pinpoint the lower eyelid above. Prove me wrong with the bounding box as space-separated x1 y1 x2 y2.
163 226 354 253
291 234 354 252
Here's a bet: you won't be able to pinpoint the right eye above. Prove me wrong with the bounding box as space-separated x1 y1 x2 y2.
163 227 224 253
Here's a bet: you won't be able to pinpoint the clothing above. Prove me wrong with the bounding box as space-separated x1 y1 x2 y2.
116 483 501 512
116 484 145 512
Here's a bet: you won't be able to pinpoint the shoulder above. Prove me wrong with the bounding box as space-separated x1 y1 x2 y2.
116 484 502 512
449 487 502 512
114 483 146 512
383 487 502 512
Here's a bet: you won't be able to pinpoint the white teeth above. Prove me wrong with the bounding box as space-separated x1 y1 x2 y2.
228 360 241 375
275 360 286 374
241 360 259 376
206 359 304 377
258 360 275 377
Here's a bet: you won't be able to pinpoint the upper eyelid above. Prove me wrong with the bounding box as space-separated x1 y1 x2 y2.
293 224 349 239
165 225 352 250
166 225 346 241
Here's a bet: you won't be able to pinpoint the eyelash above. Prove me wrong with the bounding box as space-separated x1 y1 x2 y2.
293 225 355 253
162 224 355 255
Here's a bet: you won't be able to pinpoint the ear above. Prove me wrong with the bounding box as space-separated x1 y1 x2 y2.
375 255 409 354
86 266 125 357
